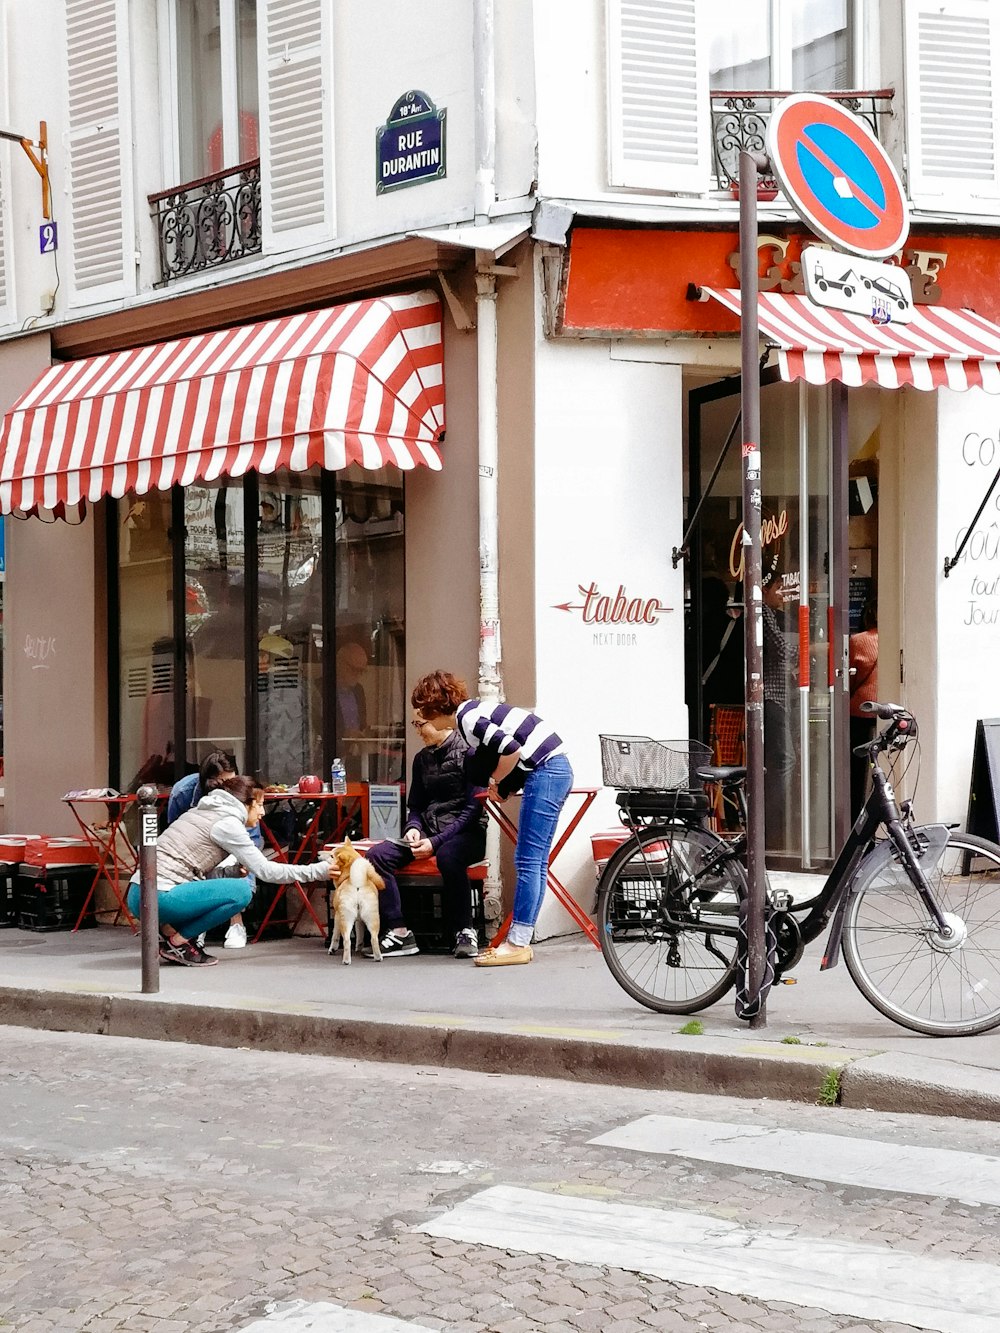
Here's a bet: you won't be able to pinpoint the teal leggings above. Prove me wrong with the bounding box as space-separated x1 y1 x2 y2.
127 878 253 940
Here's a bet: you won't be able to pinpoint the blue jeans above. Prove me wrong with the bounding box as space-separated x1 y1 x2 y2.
509 754 574 947
126 878 254 941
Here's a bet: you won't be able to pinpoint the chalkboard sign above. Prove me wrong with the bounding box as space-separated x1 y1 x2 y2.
965 719 1000 842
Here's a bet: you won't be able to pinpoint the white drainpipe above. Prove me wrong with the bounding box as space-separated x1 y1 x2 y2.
473 0 504 919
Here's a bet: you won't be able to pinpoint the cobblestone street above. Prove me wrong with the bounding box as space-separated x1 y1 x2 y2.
2 1026 1000 1330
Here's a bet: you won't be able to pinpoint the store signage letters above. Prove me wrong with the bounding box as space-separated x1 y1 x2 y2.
376 90 446 193
729 509 789 583
553 582 671 647
953 429 1000 627
727 235 947 306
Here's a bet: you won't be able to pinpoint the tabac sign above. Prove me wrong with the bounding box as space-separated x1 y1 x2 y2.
376 90 446 194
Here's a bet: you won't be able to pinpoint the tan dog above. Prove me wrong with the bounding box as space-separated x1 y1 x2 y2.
325 839 385 964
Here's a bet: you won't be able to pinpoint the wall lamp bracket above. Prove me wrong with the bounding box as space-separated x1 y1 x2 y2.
0 121 51 219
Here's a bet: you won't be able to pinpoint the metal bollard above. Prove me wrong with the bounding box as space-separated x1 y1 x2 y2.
136 783 160 994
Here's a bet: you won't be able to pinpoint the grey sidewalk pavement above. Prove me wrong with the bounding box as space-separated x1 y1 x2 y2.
4 895 1000 1121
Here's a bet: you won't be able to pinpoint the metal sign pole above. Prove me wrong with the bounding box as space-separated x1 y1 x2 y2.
137 784 160 995
739 151 768 1029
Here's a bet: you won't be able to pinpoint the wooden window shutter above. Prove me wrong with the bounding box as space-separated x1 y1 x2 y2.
66 0 134 301
905 0 1000 211
261 0 335 250
0 10 13 327
607 0 709 193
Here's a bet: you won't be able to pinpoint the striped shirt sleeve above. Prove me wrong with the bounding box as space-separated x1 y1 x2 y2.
456 700 564 770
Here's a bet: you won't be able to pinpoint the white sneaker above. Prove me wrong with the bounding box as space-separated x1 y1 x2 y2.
224 922 248 949
195 933 206 948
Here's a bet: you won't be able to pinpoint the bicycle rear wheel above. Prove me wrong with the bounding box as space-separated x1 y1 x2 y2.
843 831 1000 1036
597 823 744 1014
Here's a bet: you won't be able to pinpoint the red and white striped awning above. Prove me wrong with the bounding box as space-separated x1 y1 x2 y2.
0 289 445 519
704 288 1000 393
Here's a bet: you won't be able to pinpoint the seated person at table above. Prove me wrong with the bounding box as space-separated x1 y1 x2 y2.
127 774 335 968
167 750 263 950
362 705 487 959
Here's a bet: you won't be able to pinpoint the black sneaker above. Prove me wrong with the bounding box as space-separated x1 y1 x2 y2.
363 929 419 958
158 937 218 967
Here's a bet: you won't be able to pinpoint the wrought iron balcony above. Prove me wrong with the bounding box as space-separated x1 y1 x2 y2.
149 159 261 286
710 90 895 194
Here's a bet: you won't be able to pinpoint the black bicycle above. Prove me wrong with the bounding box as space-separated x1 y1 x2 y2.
596 703 1000 1036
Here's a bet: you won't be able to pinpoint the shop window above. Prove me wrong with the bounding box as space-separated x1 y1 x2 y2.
114 467 405 793
173 0 259 181
118 493 176 788
335 466 405 786
708 0 853 90
185 483 247 774
257 472 324 783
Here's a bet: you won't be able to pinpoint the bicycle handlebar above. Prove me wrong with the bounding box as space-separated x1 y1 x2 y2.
859 700 906 720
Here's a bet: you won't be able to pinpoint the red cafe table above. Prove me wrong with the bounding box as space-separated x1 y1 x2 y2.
483 787 601 949
251 785 368 942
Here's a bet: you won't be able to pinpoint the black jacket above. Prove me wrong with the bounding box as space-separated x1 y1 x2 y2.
404 730 487 851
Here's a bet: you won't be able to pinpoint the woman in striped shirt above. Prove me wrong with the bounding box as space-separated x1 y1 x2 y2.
410 671 574 967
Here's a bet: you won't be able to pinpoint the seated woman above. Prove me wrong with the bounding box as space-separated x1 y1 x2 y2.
363 704 487 959
127 774 334 967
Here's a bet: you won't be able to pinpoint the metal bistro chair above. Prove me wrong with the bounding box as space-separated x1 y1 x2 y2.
707 703 746 834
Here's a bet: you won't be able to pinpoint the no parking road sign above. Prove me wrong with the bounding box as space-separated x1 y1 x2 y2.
766 94 909 258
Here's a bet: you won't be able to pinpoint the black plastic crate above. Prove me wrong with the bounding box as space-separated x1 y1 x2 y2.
0 861 21 928
16 864 97 931
397 874 486 953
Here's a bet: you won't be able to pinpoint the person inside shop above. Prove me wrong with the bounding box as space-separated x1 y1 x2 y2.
762 579 795 846
127 774 335 967
362 700 488 960
335 642 369 738
408 670 573 967
700 575 745 739
849 600 879 820
166 749 264 950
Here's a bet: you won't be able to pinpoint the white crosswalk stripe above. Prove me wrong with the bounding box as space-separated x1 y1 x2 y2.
417 1183 1000 1333
590 1112 1000 1205
239 1301 435 1331
415 1108 1000 1333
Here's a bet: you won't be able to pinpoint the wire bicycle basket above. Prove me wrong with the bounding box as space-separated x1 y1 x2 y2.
600 736 712 792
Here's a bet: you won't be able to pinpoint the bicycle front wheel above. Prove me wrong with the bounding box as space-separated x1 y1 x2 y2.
843 831 1000 1036
597 823 745 1014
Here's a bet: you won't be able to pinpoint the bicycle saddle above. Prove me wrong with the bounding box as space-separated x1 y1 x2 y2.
696 765 746 785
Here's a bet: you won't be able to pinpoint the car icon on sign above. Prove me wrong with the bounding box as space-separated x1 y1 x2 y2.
862 274 908 310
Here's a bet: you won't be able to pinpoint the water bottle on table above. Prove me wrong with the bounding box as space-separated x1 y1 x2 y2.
330 757 347 796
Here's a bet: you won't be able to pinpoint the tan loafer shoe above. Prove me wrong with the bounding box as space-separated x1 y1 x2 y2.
474 943 533 966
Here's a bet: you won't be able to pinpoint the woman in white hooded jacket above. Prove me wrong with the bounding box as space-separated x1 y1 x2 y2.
127 774 334 966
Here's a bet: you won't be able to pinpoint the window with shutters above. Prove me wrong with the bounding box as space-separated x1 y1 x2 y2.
66 0 132 301
607 0 861 194
904 0 1000 212
0 16 12 327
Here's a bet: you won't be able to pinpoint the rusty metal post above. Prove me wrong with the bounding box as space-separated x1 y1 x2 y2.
137 784 160 994
739 150 768 1028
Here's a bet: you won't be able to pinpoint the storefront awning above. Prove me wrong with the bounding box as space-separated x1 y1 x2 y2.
703 289 1000 393
0 289 445 519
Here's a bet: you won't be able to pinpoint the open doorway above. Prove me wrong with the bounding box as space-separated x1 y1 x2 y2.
684 371 854 869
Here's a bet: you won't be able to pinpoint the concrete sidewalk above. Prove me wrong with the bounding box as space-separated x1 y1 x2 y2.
3 915 1000 1122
